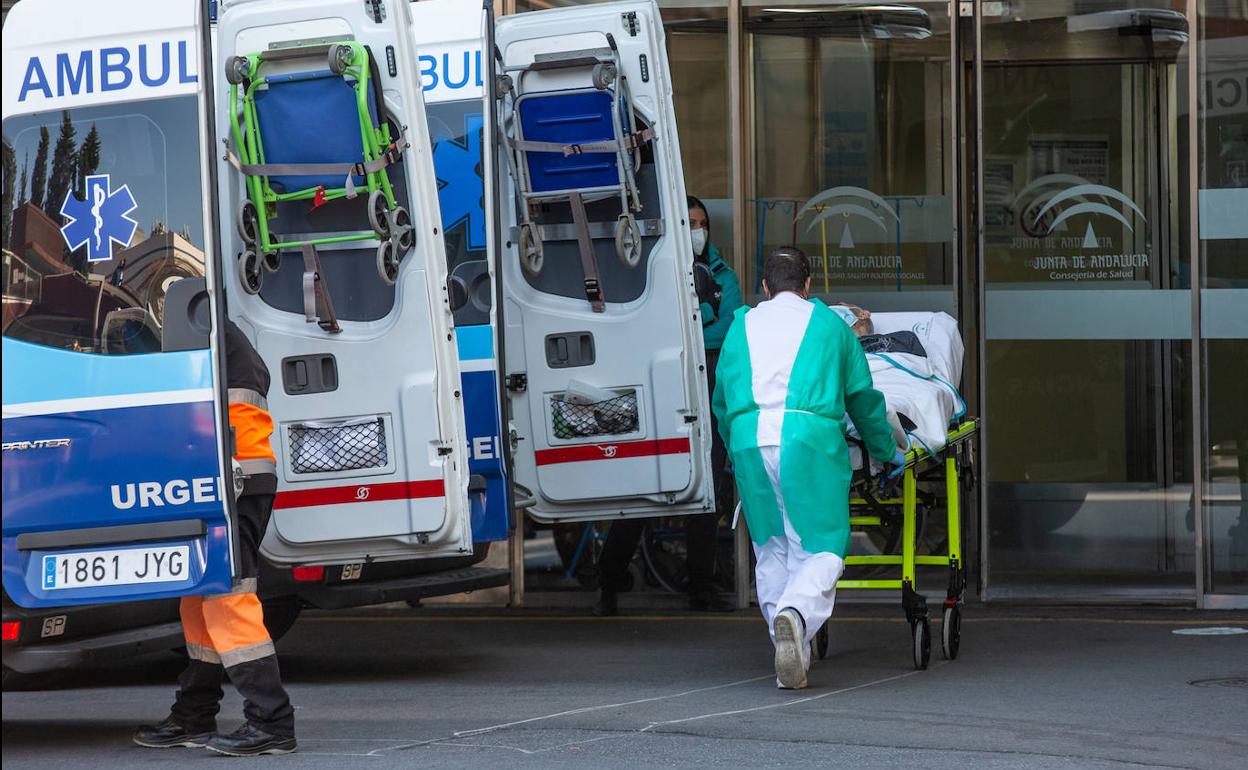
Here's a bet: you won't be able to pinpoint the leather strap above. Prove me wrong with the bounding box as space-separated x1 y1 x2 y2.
569 191 604 313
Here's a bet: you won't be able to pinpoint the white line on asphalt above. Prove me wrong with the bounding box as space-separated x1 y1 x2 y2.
449 674 775 739
638 668 927 732
348 673 774 756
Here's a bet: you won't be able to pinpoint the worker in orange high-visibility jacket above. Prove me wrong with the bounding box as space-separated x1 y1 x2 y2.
134 321 296 757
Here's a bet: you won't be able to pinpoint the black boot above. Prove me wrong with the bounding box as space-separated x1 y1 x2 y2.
133 717 213 749
224 654 295 740
592 590 618 617
205 723 297 756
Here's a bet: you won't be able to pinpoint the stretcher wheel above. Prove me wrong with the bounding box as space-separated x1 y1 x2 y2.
941 605 961 660
912 617 931 670
518 223 544 276
224 55 250 85
392 207 414 253
261 251 281 274
368 190 391 240
376 240 400 285
238 250 263 295
236 199 259 246
591 61 617 90
815 621 829 660
327 43 353 75
615 214 642 268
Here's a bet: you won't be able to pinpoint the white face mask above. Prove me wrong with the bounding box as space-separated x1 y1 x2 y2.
690 227 708 256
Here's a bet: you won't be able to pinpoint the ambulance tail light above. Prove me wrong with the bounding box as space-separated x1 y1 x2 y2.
2 621 19 641
292 566 325 583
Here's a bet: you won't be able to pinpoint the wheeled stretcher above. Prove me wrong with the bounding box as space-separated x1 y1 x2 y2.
223 40 413 297
495 35 651 310
818 311 980 670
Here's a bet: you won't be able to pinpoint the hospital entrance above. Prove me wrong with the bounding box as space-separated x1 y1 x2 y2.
511 0 1245 608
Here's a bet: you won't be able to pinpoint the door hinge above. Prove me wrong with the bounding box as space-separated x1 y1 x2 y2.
365 0 385 24
683 413 699 424
506 373 528 393
622 11 639 37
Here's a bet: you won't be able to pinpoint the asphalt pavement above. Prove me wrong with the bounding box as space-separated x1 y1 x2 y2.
3 605 1247 769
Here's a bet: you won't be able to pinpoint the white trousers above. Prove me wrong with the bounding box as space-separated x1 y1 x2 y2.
752 446 846 647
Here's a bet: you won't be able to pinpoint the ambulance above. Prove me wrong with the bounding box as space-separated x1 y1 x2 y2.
2 0 710 683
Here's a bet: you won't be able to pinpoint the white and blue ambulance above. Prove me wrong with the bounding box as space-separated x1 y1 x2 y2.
2 0 711 683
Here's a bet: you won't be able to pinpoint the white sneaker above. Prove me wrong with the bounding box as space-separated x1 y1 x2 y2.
773 608 808 689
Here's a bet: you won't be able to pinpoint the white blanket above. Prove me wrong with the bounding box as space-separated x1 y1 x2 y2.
844 311 966 467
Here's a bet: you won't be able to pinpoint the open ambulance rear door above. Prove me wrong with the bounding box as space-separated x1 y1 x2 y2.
2 0 237 606
214 0 473 565
412 0 511 546
495 1 713 523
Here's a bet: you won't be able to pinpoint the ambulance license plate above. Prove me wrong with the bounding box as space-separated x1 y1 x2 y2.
42 546 190 590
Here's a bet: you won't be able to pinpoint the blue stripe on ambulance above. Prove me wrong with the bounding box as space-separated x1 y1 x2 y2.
2 339 232 607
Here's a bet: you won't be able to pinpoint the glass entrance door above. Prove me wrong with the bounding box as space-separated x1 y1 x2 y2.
976 1 1195 598
746 0 958 314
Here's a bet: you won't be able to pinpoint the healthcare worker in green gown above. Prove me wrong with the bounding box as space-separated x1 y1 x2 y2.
712 247 905 689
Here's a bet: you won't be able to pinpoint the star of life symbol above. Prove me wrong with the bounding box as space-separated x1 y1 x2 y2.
59 173 139 263
433 113 487 251
600 445 618 458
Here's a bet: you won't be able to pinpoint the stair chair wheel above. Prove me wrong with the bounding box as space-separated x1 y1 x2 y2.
261 251 281 274
518 223 544 276
591 61 617 90
236 199 259 246
368 190 392 240
238 250 263 295
391 207 415 253
224 56 250 86
494 73 513 101
615 214 642 268
327 44 353 75
376 239 400 286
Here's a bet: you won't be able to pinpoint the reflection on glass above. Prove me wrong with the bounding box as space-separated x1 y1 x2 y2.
747 2 954 308
1197 0 1248 595
981 1 1193 596
2 99 205 355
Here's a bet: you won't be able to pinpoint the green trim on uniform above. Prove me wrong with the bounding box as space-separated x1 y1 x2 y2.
712 298 895 557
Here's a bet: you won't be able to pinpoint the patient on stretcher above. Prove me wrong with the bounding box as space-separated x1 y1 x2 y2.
831 302 929 357
830 304 966 463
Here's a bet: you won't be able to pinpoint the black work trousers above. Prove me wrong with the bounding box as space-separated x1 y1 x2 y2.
598 349 731 597
170 492 294 737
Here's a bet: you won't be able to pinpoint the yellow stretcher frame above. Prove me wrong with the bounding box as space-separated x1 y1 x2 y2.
815 418 979 670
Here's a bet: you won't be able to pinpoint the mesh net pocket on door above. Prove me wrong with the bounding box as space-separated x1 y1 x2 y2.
551 391 639 439
288 416 388 474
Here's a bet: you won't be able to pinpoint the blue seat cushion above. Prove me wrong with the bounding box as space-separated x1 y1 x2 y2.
518 91 620 194
253 70 380 193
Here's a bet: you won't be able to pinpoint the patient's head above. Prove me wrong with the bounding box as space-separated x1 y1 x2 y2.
831 302 873 336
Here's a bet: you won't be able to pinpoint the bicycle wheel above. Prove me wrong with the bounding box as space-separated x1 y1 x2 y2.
641 520 689 594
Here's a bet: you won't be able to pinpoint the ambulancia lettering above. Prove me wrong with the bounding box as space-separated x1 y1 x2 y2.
18 41 197 102
110 477 218 509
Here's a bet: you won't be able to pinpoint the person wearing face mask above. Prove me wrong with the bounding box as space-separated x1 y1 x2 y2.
712 247 905 689
592 196 743 616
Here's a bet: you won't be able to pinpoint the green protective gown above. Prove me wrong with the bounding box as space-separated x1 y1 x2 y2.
712 296 897 556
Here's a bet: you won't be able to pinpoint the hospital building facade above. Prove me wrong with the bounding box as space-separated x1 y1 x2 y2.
507 0 1247 607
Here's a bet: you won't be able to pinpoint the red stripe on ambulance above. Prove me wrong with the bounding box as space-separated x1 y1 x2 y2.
274 480 445 509
534 438 691 466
